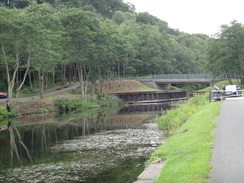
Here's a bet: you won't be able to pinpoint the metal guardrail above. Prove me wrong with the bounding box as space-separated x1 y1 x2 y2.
209 90 244 102
112 74 230 80
152 74 226 80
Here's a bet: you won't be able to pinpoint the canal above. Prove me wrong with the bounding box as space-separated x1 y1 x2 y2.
0 102 172 183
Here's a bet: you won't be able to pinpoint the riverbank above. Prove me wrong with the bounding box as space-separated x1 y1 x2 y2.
149 100 221 182
0 80 158 117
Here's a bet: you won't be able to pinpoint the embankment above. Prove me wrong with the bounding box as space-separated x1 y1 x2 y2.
151 101 221 182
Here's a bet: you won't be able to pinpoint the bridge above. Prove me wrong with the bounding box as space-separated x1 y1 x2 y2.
138 74 225 90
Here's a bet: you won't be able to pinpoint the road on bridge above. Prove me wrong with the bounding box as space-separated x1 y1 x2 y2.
209 97 244 183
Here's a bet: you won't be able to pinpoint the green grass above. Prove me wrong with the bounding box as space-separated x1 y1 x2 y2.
151 101 221 183
129 80 160 92
157 94 209 132
136 85 159 92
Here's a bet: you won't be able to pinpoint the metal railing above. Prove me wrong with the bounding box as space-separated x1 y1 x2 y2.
152 74 213 79
152 74 226 80
209 90 244 102
112 74 229 80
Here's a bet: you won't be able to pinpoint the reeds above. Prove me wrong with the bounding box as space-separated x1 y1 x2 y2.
157 94 209 131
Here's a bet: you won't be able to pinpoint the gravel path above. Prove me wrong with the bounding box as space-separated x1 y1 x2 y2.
209 98 244 183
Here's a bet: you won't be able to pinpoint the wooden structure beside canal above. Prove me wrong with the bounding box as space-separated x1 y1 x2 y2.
113 90 187 104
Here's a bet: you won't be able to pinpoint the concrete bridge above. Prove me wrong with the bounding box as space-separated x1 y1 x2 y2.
138 74 225 90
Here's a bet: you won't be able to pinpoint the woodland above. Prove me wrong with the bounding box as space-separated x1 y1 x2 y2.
0 0 243 100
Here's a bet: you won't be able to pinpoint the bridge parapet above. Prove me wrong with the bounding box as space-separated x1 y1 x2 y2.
152 73 224 80
138 74 226 90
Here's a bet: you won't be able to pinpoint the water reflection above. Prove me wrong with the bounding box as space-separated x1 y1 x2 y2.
0 102 172 183
119 102 171 113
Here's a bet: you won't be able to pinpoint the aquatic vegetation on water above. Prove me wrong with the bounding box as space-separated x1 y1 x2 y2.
0 121 164 183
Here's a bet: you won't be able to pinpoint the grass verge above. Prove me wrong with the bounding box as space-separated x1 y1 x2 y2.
151 101 221 183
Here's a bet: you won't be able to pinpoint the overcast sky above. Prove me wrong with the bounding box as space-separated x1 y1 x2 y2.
124 0 244 36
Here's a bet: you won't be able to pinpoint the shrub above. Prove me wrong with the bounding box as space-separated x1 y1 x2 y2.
157 94 208 131
0 107 7 118
54 98 70 112
21 86 35 94
54 98 98 113
7 108 19 117
0 106 19 118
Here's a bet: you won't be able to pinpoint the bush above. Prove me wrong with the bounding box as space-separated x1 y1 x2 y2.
54 98 98 113
54 98 70 112
21 86 35 94
0 107 7 118
7 108 19 117
0 106 19 118
157 94 209 131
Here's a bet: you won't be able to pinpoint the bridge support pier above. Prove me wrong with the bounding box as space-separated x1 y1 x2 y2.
140 81 171 90
156 83 171 90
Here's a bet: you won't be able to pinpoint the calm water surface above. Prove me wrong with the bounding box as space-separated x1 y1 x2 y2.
0 103 171 183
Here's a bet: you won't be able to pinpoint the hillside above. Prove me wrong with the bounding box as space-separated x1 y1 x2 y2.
103 80 159 93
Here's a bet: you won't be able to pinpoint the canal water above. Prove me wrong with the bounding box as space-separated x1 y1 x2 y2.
0 102 171 183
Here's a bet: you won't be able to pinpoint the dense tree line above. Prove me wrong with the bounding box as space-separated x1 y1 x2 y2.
0 0 209 100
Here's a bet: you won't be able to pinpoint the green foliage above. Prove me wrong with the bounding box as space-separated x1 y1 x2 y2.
96 88 108 101
40 107 54 114
157 94 209 131
54 98 98 113
99 95 123 109
0 107 7 118
0 104 19 118
0 82 7 91
20 86 35 94
207 20 244 84
151 102 220 183
7 108 19 117
0 1 210 99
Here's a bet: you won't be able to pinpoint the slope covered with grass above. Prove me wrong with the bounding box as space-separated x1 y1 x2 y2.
151 98 221 182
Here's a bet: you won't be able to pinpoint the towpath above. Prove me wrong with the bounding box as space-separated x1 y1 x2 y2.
209 97 244 182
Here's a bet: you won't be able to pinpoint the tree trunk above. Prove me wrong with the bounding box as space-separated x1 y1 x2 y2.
16 53 31 99
68 64 72 85
39 70 44 98
28 71 32 88
53 73 55 85
1 42 20 101
77 63 85 99
73 64 77 83
63 65 66 84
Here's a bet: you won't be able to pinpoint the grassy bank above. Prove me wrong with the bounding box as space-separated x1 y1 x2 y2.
157 94 209 132
151 98 221 183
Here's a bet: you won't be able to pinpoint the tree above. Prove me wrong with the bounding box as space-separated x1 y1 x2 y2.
207 21 244 84
82 0 130 18
24 3 63 98
112 11 126 25
60 8 96 99
173 33 208 73
207 38 235 83
0 8 29 100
